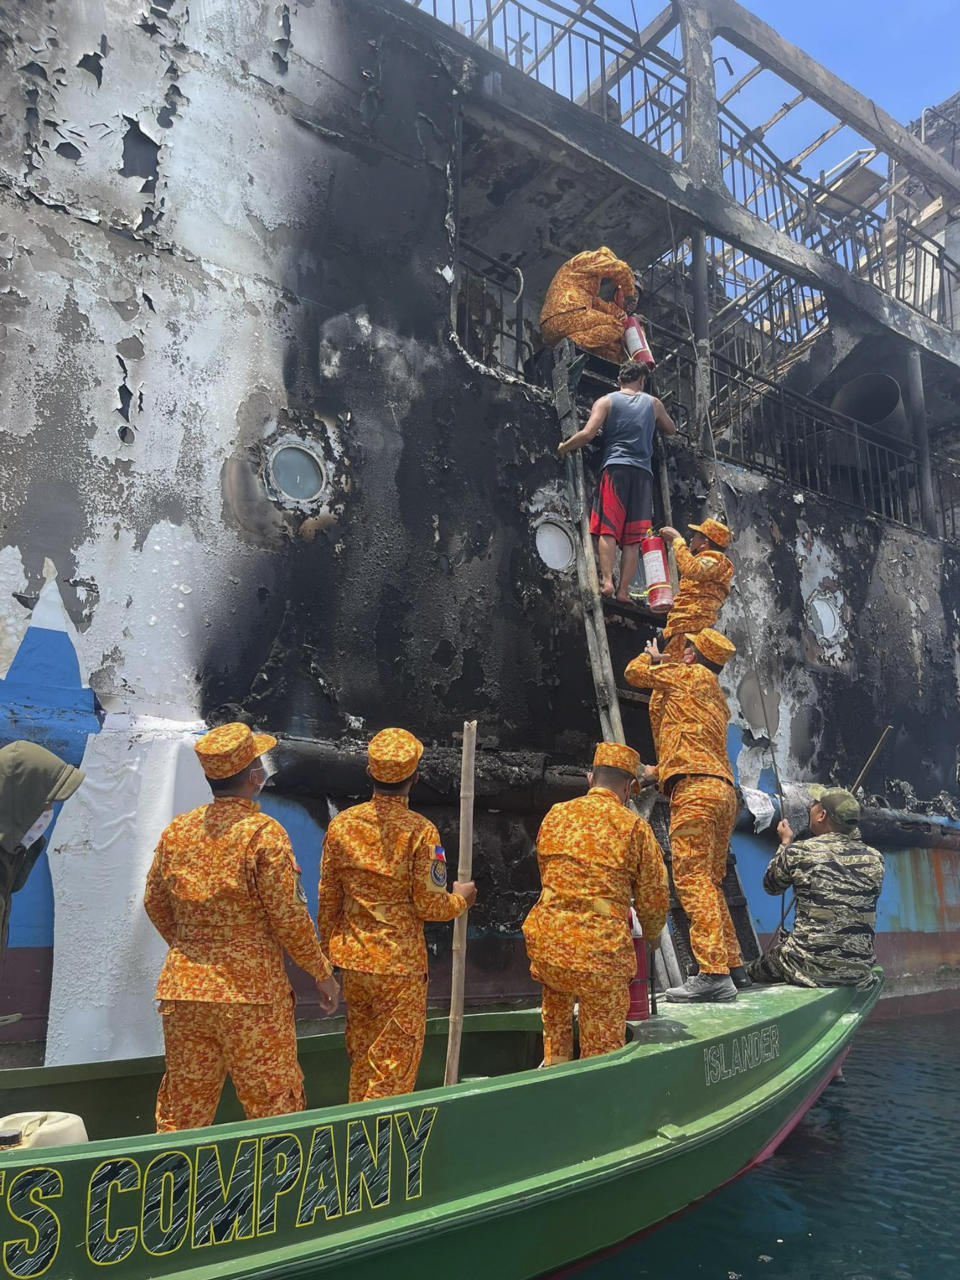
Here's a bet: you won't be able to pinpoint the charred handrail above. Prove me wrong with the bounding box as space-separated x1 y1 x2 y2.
402 0 687 158
455 239 532 374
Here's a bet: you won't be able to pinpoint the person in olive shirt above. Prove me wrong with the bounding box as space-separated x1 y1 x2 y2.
748 786 885 988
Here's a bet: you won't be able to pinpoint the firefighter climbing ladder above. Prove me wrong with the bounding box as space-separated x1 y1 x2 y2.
550 339 760 988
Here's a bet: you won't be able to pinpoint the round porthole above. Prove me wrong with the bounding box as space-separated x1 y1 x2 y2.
807 590 841 641
535 517 576 572
268 443 327 503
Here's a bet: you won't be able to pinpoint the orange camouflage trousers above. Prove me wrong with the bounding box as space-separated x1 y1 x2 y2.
669 776 741 974
534 960 630 1065
156 998 304 1133
540 310 623 363
342 970 428 1103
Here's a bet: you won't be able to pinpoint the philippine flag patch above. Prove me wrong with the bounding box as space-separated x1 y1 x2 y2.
431 845 447 887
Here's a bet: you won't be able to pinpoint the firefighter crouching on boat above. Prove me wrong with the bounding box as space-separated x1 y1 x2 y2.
625 630 749 1003
747 787 885 988
317 729 476 1103
144 723 340 1133
522 743 669 1064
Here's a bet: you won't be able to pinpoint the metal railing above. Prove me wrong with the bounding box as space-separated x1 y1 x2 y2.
406 0 960 334
932 453 960 544
895 219 960 329
718 107 888 289
651 326 936 534
454 239 531 373
642 238 828 383
404 0 687 160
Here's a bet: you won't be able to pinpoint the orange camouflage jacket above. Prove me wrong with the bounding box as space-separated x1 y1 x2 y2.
662 537 734 638
540 247 634 329
144 797 332 1004
624 655 733 789
316 794 467 977
522 787 669 979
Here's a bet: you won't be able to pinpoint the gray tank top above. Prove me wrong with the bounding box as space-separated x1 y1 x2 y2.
599 391 656 472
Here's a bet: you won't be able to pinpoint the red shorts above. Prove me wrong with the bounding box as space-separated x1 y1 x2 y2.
589 466 653 545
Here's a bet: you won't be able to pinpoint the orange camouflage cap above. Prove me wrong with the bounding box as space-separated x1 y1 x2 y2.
368 728 424 784
195 722 277 780
688 517 731 547
686 628 736 667
592 742 641 776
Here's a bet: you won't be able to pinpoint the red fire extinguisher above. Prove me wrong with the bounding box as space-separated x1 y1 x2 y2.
628 909 651 1021
641 533 674 614
622 316 656 367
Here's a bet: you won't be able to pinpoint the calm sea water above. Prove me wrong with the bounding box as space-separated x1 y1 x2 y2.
587 1010 960 1280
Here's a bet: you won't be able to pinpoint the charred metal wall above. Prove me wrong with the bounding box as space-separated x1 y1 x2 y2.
2 0 959 1054
0 0 596 749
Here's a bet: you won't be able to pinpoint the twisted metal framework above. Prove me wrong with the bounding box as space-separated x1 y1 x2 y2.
406 0 960 333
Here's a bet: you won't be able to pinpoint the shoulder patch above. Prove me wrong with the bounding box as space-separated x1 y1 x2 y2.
700 556 716 567
430 858 447 888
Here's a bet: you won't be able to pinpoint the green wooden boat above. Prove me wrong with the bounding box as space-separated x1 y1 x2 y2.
0 977 882 1279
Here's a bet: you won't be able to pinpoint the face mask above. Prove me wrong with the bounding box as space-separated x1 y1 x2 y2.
20 807 54 848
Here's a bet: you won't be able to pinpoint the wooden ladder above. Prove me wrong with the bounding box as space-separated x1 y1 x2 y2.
551 340 686 990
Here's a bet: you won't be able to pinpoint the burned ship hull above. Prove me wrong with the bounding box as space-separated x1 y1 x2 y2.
0 0 958 1063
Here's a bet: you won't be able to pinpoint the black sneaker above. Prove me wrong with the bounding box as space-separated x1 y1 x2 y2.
730 965 753 990
664 973 737 1003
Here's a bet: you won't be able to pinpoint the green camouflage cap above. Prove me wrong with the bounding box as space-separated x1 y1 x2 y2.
809 784 860 833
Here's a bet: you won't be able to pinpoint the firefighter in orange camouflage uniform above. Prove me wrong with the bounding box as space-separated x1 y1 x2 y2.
625 630 748 1003
658 517 734 660
522 743 669 1064
317 729 477 1103
144 723 340 1132
540 247 637 362
645 518 734 781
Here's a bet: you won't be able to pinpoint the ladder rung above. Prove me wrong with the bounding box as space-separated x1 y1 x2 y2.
617 686 651 706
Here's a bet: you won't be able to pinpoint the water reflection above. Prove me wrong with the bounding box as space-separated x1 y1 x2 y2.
586 1011 960 1279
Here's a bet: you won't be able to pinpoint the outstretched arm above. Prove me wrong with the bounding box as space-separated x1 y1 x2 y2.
652 397 677 436
411 827 470 921
761 842 795 896
662 534 729 581
624 646 688 691
558 395 609 457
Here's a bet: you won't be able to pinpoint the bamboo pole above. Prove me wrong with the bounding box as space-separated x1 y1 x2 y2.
444 720 477 1087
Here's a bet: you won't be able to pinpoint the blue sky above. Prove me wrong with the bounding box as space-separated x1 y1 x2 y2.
602 0 960 179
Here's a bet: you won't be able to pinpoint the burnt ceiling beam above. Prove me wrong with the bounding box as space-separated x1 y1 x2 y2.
702 0 960 206
718 61 761 105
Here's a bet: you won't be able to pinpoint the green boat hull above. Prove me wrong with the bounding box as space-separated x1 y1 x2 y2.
0 978 882 1279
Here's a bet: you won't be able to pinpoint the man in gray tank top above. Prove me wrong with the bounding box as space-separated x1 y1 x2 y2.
559 361 677 602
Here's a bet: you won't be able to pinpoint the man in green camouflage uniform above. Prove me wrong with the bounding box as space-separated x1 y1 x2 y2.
747 786 884 988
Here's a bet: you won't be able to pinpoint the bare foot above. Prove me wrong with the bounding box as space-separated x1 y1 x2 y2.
614 592 634 605
600 581 615 597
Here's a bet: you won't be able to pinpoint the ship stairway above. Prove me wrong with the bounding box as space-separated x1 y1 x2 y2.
550 340 761 990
